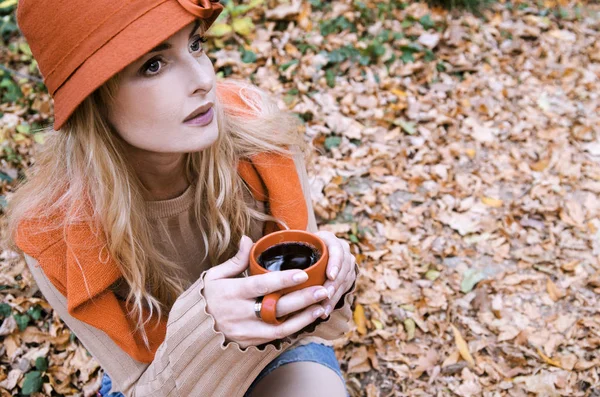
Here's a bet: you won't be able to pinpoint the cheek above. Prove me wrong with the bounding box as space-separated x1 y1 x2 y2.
108 85 181 145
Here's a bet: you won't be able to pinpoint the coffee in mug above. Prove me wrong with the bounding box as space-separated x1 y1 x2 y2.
257 242 320 272
249 230 329 325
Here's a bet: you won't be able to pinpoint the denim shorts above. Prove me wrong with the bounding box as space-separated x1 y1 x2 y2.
97 342 347 397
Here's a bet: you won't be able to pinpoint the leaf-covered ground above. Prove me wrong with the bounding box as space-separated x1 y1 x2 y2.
1 0 600 395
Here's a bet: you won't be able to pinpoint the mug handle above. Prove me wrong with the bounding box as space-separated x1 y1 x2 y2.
260 292 288 325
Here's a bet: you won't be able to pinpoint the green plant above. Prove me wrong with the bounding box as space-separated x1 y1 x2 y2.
425 0 497 13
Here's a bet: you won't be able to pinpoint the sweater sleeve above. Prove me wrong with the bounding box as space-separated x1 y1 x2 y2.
22 253 303 397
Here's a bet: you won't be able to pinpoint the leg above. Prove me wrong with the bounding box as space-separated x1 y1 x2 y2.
249 361 347 397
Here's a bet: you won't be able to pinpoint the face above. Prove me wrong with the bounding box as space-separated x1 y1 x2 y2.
107 20 218 154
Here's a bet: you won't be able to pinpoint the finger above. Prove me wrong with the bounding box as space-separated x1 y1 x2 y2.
275 286 330 318
205 235 253 281
267 304 325 340
315 231 344 281
239 269 309 298
320 251 353 304
320 268 356 319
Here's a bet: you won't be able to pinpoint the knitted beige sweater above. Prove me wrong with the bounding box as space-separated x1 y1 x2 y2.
22 151 357 396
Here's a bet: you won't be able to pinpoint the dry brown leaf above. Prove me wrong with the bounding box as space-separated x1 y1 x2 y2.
530 158 550 172
546 279 565 302
450 324 475 367
536 347 562 368
347 346 372 374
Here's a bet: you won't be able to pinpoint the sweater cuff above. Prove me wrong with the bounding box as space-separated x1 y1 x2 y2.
138 270 293 396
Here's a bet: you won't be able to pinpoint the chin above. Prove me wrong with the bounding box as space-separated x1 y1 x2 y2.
186 125 219 152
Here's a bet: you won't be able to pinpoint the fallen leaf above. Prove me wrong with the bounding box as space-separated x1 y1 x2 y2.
450 324 475 366
353 304 367 335
546 279 565 302
404 318 416 341
482 197 503 207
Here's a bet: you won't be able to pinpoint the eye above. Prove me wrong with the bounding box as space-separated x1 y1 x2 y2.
141 56 166 77
190 35 208 53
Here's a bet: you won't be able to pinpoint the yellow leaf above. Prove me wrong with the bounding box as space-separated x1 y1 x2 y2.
537 347 562 368
531 158 550 172
391 88 407 98
208 23 233 37
0 0 17 8
404 318 416 340
465 148 476 159
33 133 46 145
232 17 254 36
353 304 367 335
450 324 475 366
12 133 26 142
372 319 383 330
482 197 503 208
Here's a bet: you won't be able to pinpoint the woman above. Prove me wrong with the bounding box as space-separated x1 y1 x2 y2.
6 0 358 396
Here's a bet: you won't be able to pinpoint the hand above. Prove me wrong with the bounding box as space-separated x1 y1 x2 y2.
202 236 331 349
314 231 357 320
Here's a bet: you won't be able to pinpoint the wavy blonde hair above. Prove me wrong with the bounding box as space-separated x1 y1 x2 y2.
5 66 305 350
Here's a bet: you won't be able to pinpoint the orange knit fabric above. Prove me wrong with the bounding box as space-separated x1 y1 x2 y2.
15 83 309 363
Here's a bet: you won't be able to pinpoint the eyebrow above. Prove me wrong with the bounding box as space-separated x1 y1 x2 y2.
147 20 201 54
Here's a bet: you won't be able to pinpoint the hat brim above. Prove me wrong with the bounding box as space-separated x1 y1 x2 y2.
52 1 219 131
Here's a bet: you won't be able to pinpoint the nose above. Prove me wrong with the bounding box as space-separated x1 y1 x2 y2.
183 55 212 96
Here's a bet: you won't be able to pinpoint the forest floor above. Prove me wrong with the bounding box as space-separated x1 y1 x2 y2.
0 0 599 396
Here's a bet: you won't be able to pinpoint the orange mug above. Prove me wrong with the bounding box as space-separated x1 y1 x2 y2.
249 230 329 325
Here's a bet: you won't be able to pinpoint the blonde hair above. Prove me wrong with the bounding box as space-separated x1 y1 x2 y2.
4 68 305 350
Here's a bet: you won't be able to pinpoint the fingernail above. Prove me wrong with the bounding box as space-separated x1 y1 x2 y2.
330 266 339 279
313 308 324 318
325 305 332 316
327 286 335 298
314 288 328 300
293 271 309 283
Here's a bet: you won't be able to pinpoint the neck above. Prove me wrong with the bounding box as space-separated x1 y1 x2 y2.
123 144 190 201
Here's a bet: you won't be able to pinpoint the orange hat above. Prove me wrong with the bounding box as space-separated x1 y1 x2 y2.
16 0 223 131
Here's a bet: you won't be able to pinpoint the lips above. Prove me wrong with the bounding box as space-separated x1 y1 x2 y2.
183 103 213 122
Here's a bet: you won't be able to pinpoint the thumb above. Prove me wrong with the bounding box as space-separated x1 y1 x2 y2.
205 235 253 281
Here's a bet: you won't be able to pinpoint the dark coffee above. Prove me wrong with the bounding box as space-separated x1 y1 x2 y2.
258 242 320 272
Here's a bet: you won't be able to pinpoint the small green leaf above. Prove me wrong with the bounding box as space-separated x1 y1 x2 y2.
0 171 12 182
14 313 31 331
240 48 257 63
394 119 416 135
16 123 30 134
400 51 414 63
0 303 11 317
35 357 48 372
21 370 43 395
27 305 43 321
280 59 299 72
324 136 341 150
349 234 359 243
419 14 435 30
460 268 485 293
325 69 336 88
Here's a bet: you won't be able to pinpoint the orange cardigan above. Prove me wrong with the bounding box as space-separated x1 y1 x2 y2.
15 82 309 363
